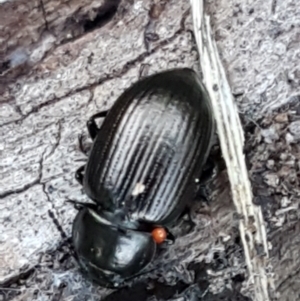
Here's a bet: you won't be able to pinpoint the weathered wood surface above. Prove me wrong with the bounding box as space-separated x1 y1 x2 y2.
0 0 299 300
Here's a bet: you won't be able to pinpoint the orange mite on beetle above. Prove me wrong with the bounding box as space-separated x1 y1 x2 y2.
151 227 167 244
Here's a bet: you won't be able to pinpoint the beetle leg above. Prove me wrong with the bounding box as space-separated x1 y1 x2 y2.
75 165 85 185
66 199 95 210
164 229 175 245
78 134 89 157
196 185 210 204
116 226 128 235
157 232 175 249
87 111 108 140
194 157 216 203
196 157 216 185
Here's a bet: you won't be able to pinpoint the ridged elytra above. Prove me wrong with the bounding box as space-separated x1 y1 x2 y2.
71 68 215 288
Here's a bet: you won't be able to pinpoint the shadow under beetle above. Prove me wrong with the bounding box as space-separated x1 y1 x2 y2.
71 68 215 288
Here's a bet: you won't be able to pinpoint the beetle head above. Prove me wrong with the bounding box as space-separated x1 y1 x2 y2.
72 206 157 287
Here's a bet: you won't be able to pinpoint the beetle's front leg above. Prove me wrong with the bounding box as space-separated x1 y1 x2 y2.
87 111 108 140
75 165 85 185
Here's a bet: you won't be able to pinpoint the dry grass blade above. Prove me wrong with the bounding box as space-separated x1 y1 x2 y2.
189 1 276 300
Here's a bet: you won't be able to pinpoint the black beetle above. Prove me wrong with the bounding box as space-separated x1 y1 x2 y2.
71 68 215 287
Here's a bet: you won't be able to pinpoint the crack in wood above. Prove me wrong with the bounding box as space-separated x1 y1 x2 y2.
0 9 190 129
39 150 69 243
0 178 40 199
0 147 45 198
44 121 62 160
39 0 49 31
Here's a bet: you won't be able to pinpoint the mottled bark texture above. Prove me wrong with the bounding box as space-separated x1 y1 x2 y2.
0 0 299 300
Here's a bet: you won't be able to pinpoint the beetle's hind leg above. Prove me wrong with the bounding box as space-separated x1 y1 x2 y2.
87 111 108 140
75 165 85 185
